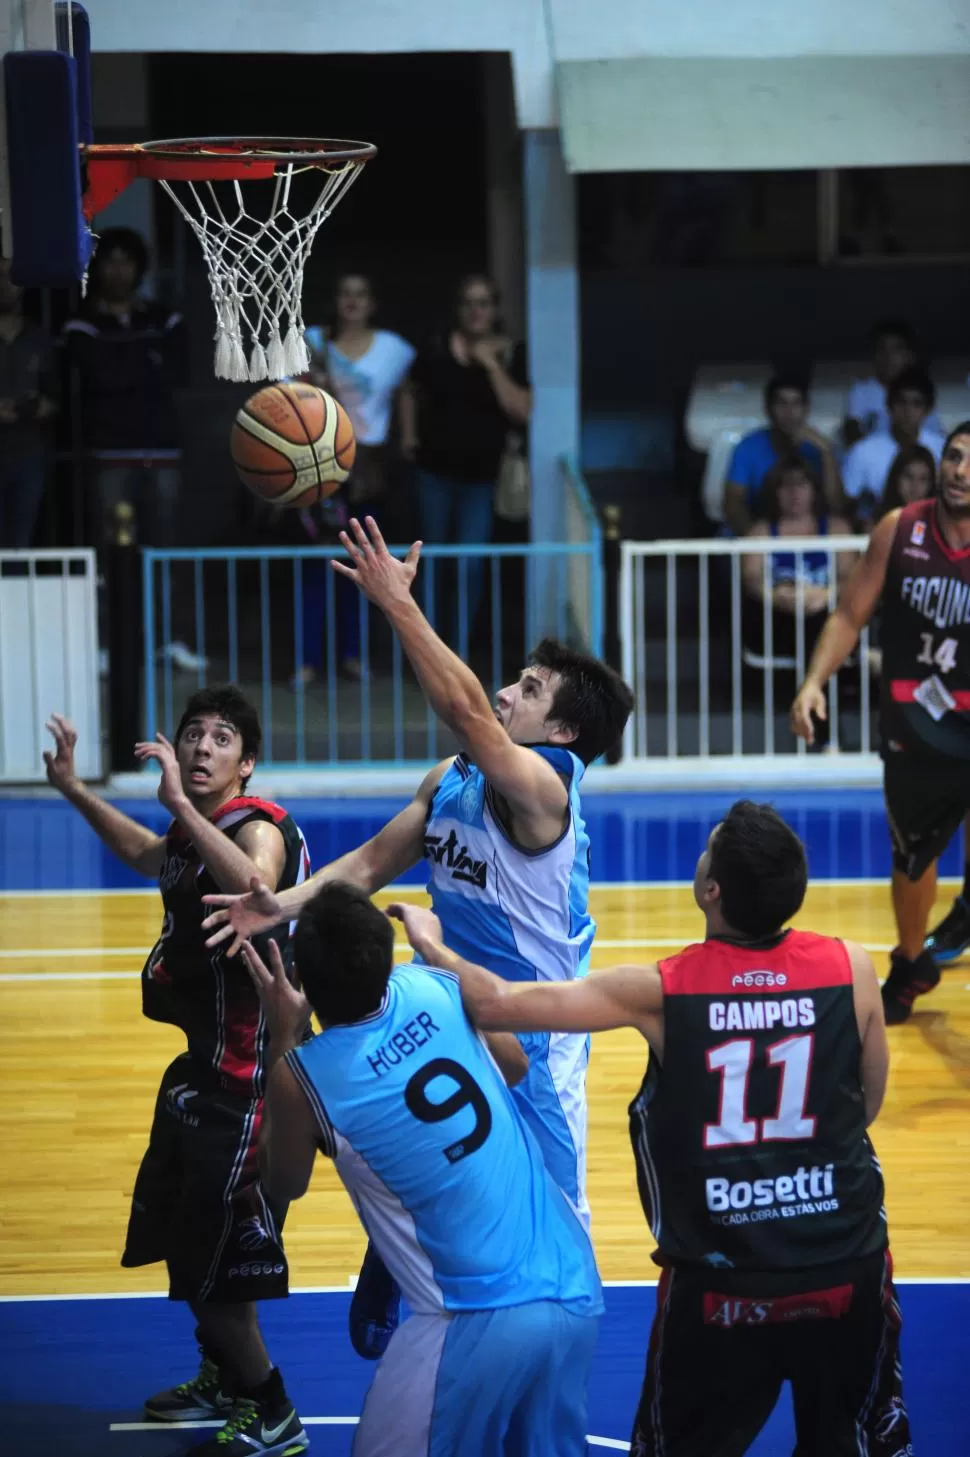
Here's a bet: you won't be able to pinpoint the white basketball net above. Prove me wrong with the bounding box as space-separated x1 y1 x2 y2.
157 159 365 383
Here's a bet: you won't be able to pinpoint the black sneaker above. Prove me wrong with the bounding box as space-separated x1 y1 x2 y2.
189 1397 308 1456
881 948 941 1025
349 1241 401 1360
145 1353 235 1422
924 895 970 965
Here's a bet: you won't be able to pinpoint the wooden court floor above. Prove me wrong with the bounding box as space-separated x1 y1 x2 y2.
1 882 968 1296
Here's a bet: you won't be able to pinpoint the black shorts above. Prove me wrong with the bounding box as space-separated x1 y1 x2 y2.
883 750 970 880
630 1250 910 1457
122 1054 289 1304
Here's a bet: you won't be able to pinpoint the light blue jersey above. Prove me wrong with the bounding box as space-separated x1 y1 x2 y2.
287 962 602 1320
421 746 594 1218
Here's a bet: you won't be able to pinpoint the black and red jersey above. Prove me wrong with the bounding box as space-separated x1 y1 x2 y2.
141 795 310 1099
881 497 970 759
629 929 885 1273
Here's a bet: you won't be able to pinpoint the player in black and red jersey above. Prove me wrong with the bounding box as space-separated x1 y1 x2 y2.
44 687 310 1457
391 801 907 1457
793 420 970 1021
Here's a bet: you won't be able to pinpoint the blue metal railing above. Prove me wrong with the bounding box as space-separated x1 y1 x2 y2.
142 540 603 768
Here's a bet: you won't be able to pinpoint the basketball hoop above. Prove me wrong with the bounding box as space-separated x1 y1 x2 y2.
83 138 376 383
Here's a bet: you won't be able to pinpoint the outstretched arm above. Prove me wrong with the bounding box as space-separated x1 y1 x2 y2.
44 715 165 877
389 903 663 1044
203 759 449 952
332 517 568 828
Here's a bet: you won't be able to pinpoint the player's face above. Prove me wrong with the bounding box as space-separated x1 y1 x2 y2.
890 389 929 437
175 714 255 803
336 275 373 326
494 666 573 747
938 434 970 518
768 389 806 438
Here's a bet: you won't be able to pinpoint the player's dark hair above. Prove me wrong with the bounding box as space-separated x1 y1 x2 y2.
174 686 261 790
708 801 807 938
943 420 970 455
527 638 633 765
887 366 935 410
294 882 394 1025
764 375 808 412
870 316 917 349
88 226 149 289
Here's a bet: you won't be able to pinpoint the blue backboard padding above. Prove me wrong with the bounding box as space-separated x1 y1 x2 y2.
4 50 93 285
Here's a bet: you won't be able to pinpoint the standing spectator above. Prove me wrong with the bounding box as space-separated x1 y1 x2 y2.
843 318 943 445
723 376 840 536
63 228 199 669
0 255 57 548
842 368 944 529
402 274 531 636
295 274 414 684
62 228 186 551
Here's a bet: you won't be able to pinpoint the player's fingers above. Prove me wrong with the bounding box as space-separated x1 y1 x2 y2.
204 921 233 949
386 903 404 921
330 560 357 580
267 938 288 980
815 697 828 721
42 750 53 767
364 516 388 554
156 732 175 751
348 516 372 553
405 540 423 572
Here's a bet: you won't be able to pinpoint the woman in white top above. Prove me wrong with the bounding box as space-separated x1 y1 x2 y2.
297 276 415 682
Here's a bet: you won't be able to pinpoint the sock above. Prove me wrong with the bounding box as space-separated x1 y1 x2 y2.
238 1365 288 1413
961 863 970 901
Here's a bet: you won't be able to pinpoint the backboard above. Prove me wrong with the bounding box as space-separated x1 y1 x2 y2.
1 0 93 281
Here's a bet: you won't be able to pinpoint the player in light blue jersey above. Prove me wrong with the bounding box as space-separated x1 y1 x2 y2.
204 516 631 1352
240 882 603 1457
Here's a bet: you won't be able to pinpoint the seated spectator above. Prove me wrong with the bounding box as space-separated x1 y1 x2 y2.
873 443 937 526
297 273 415 683
723 375 840 536
842 368 944 529
0 254 57 548
843 317 944 445
742 457 854 663
402 274 531 641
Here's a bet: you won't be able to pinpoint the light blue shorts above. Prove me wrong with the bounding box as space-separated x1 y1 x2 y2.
353 1300 599 1457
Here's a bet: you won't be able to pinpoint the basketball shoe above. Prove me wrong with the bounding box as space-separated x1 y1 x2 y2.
924 894 970 965
881 947 941 1025
144 1349 234 1422
189 1370 308 1456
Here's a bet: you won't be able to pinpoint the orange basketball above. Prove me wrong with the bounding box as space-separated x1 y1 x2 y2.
230 382 357 507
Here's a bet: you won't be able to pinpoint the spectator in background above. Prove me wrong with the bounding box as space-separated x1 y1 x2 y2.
63 227 186 551
723 376 840 536
0 254 57 548
742 456 854 668
875 443 937 524
63 228 199 670
843 318 943 445
295 274 415 684
842 368 944 530
401 274 531 637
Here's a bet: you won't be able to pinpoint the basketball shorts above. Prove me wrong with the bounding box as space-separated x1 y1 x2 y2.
353 1302 599 1457
884 750 970 880
630 1249 911 1457
122 1053 289 1304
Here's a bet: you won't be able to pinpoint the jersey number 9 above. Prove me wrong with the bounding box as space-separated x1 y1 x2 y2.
405 1058 493 1164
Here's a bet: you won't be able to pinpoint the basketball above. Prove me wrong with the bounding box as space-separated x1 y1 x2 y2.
230 382 356 507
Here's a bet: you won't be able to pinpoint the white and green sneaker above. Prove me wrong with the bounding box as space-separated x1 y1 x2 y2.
144 1354 235 1422
190 1397 309 1456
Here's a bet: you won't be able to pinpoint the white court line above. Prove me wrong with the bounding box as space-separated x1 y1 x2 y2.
0 877 962 901
0 946 148 958
108 1420 628 1446
2 1276 966 1303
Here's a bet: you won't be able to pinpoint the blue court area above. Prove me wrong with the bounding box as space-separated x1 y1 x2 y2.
0 785 960 891
1 1283 965 1455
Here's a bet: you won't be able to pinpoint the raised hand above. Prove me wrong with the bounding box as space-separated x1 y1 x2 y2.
134 732 186 812
43 713 80 794
202 876 285 956
240 937 311 1051
387 901 444 957
331 515 421 612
